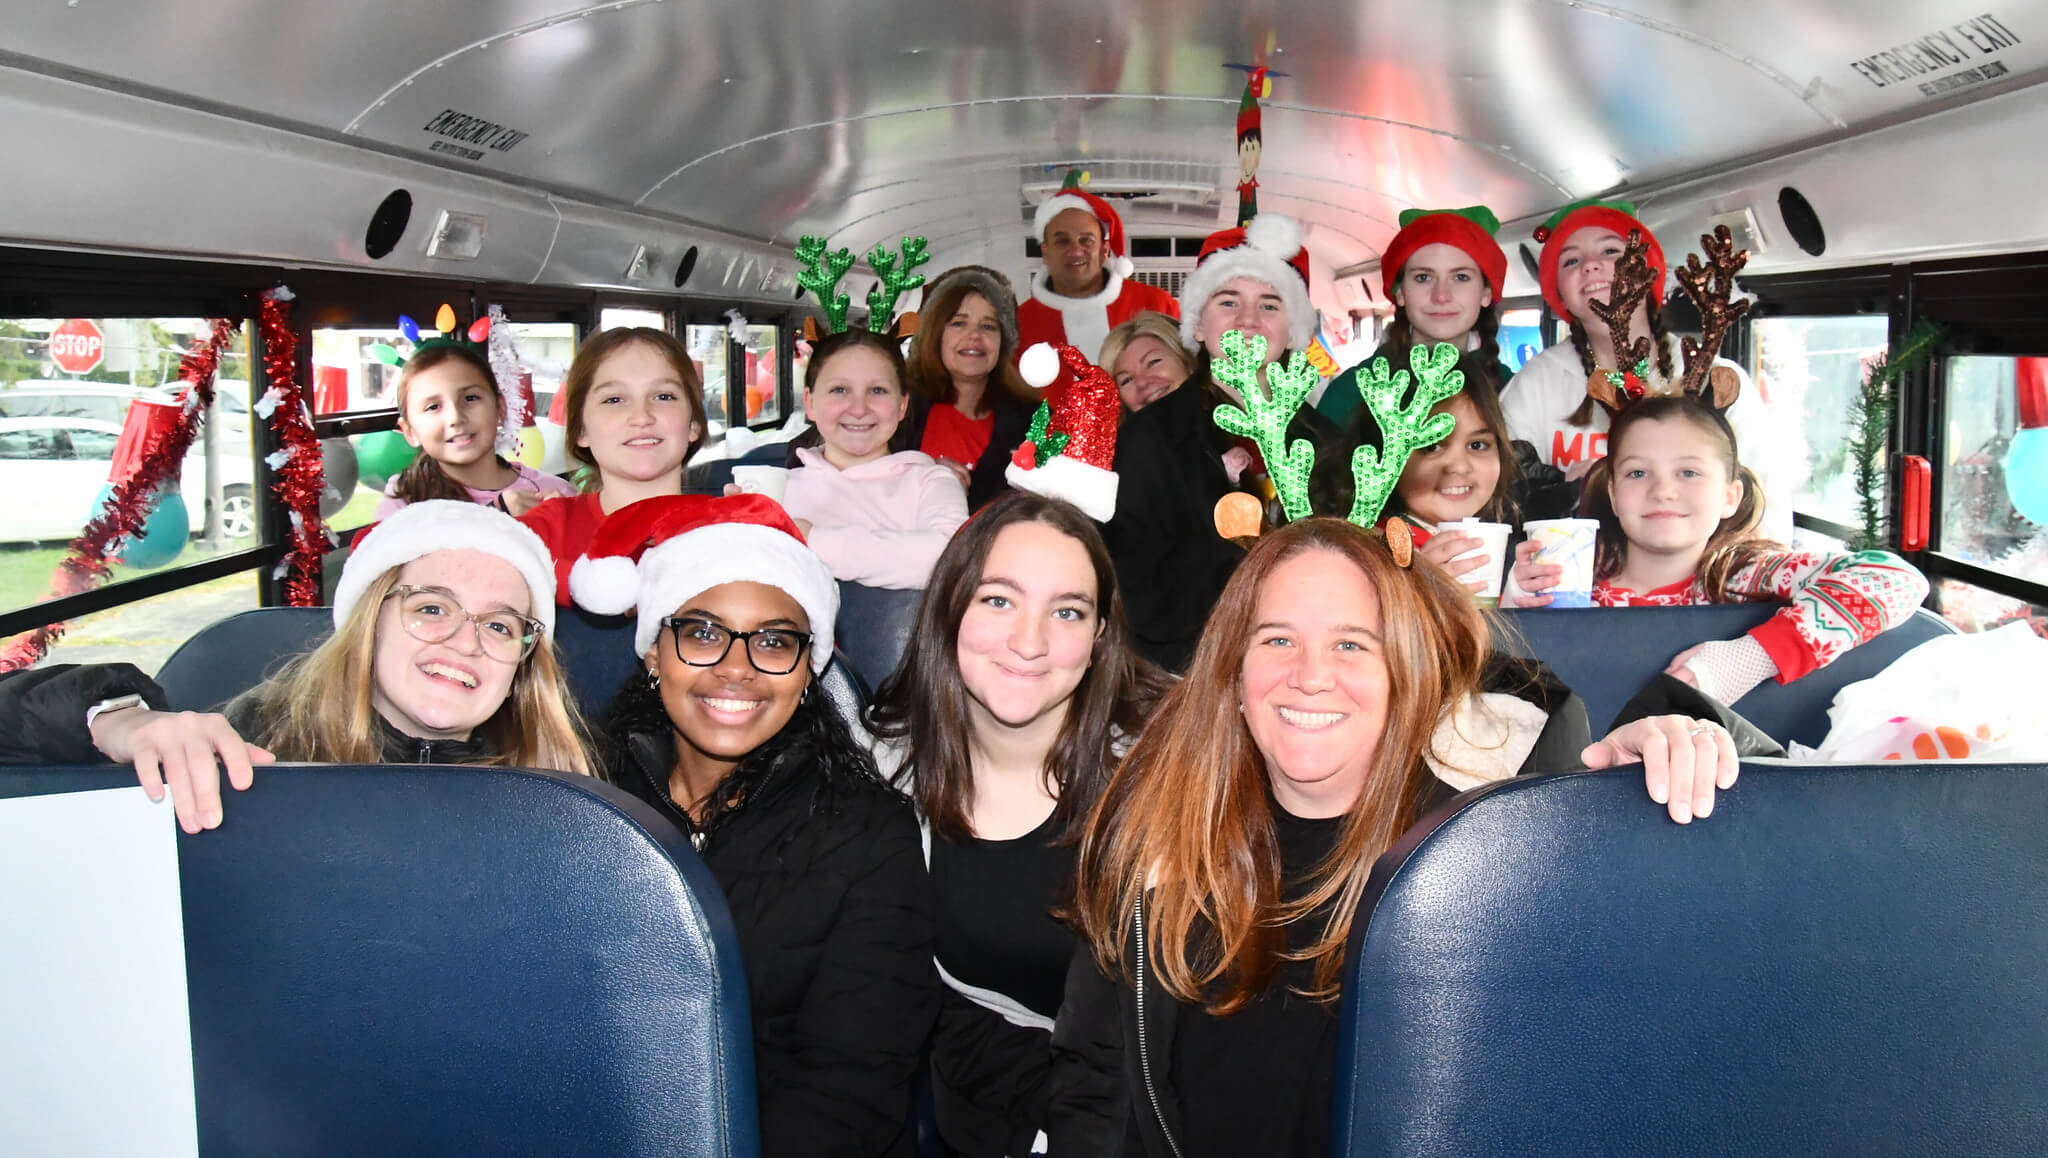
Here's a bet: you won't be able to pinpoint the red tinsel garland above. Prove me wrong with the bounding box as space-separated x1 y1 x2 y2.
0 318 239 671
257 288 328 607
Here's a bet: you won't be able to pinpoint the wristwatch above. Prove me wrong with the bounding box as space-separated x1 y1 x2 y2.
85 693 148 730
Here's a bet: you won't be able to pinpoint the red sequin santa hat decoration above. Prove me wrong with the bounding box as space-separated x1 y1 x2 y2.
1032 171 1135 280
1006 343 1122 521
567 493 839 671
1176 214 1317 353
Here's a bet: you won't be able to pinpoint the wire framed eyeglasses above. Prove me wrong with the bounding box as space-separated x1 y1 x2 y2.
382 584 543 663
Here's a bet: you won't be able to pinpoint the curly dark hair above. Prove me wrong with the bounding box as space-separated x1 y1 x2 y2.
601 666 884 842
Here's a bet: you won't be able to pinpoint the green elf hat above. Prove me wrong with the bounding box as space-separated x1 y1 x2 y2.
1382 205 1507 299
1533 198 1665 318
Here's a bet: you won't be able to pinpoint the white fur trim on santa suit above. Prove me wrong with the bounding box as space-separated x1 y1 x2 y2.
617 522 840 672
1028 268 1129 367
1005 453 1120 523
336 500 557 634
1178 231 1317 354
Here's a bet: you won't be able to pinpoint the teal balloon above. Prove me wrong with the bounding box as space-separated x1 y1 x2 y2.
351 430 418 492
2006 427 2048 525
93 485 189 570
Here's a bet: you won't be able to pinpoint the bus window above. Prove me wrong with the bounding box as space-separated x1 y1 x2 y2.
1750 315 1889 530
600 307 667 332
1 570 260 674
685 325 731 436
1940 355 2048 591
745 324 782 426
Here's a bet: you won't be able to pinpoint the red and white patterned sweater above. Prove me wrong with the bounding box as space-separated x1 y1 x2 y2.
1591 548 1929 683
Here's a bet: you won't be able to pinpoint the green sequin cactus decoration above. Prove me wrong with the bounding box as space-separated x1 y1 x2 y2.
1021 400 1070 468
795 235 856 333
1347 343 1463 526
864 237 931 334
1211 330 1324 522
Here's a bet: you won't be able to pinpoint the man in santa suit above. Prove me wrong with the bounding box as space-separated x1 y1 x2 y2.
1016 173 1179 366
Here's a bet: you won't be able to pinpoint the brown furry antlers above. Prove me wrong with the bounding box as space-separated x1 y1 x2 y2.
1584 230 1660 412
1673 224 1751 409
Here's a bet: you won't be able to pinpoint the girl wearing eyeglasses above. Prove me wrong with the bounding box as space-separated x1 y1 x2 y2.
0 501 595 832
569 492 938 1158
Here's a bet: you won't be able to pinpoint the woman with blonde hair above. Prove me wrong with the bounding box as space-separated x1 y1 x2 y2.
1048 517 1740 1157
1095 311 1193 413
6 501 594 833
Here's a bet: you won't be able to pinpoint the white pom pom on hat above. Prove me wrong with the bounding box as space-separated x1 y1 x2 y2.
1244 211 1302 259
1019 342 1063 391
566 554 641 617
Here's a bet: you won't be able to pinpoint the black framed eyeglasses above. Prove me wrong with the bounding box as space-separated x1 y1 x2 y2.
382 584 543 663
661 616 811 675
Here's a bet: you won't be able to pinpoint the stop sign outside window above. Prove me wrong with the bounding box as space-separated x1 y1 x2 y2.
49 318 106 375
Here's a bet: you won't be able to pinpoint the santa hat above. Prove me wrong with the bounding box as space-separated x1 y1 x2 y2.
335 500 557 634
1380 206 1508 301
1177 214 1316 352
1032 171 1135 280
1007 344 1122 521
1534 198 1667 320
566 494 839 672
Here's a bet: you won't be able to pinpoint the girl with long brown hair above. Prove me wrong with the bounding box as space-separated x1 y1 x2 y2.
374 342 575 518
1048 517 1743 1157
866 491 1169 1157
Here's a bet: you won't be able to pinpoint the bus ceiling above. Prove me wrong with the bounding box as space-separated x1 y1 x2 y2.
0 1 2041 298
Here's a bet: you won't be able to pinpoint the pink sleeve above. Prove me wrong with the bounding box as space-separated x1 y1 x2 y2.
1733 548 1930 681
372 495 408 521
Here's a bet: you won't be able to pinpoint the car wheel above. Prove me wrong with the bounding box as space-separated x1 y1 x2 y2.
218 485 257 539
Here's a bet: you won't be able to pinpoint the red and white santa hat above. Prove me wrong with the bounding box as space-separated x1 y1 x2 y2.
1007 344 1122 521
336 500 557 634
566 494 839 671
1032 172 1135 280
1177 214 1317 353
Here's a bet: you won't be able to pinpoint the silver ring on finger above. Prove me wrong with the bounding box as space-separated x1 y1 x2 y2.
1687 723 1718 738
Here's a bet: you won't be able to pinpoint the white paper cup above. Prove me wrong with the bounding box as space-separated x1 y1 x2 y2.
730 465 790 502
1522 517 1601 608
1445 518 1512 606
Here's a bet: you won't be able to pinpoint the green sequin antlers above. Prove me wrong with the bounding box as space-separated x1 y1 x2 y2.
796 234 930 335
1211 330 1323 521
1345 344 1463 525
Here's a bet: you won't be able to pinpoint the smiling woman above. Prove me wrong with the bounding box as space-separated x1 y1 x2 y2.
574 492 939 1158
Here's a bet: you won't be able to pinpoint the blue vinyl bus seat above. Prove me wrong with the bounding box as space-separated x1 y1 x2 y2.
834 581 923 695
1331 762 2048 1157
159 604 866 729
0 764 760 1158
1495 604 1955 747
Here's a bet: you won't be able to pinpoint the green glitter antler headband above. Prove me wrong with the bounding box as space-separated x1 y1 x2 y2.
1211 331 1323 522
798 234 931 335
1344 343 1463 526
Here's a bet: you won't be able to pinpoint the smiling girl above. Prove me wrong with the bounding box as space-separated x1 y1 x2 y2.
375 344 575 519
867 492 1168 1156
518 327 710 599
1499 200 1791 538
1513 396 1928 705
572 493 937 1158
780 328 967 589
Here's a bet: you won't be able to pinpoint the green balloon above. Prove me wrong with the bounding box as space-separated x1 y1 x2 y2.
351 430 418 491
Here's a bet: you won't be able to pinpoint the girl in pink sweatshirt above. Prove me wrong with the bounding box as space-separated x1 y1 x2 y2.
783 329 969 589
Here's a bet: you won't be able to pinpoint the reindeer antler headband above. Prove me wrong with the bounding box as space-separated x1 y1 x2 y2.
1584 226 1749 416
1211 332 1464 563
796 235 931 336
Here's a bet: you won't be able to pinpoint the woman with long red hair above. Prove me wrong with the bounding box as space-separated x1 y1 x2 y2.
1047 517 1738 1157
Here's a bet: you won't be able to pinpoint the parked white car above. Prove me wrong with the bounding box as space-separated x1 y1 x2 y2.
0 416 257 544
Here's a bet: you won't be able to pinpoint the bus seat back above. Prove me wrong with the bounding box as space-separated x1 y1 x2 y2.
156 606 331 713
1495 605 1955 747
834 581 922 695
1332 763 2048 1157
0 765 760 1158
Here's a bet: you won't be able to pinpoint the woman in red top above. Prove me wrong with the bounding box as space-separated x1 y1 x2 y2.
518 327 710 600
900 266 1040 509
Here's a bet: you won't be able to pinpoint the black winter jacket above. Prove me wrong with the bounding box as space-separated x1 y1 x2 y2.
1043 658 1589 1157
1104 374 1340 673
0 663 167 764
607 719 939 1158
